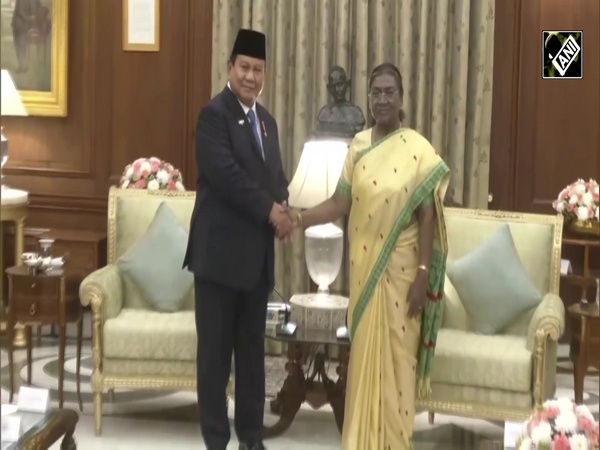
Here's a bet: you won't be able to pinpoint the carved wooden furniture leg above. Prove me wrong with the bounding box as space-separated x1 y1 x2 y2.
321 346 349 433
60 431 77 450
76 316 83 412
59 324 66 408
270 343 310 416
26 324 32 384
573 316 588 404
263 342 306 438
8 316 15 402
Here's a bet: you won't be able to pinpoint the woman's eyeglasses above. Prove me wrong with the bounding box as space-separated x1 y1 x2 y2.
368 90 399 102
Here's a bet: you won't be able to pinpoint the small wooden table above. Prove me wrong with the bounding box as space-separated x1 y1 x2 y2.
1 188 29 347
5 266 84 411
263 327 349 438
3 407 79 449
568 302 600 404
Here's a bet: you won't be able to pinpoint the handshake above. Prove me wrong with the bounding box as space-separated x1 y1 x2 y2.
269 202 299 242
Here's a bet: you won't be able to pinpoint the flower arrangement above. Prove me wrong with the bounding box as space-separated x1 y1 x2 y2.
119 157 185 191
516 398 599 450
553 179 599 223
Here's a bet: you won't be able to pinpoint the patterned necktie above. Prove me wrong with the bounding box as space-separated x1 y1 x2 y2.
247 109 264 159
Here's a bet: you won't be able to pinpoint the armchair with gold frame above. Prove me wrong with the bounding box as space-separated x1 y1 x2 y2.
80 187 232 435
418 208 565 423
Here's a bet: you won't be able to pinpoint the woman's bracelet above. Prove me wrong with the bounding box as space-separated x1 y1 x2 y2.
417 264 429 272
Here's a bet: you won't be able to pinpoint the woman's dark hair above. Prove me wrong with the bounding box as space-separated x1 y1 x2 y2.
368 63 406 123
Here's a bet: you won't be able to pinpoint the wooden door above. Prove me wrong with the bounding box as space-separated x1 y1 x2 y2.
489 0 600 213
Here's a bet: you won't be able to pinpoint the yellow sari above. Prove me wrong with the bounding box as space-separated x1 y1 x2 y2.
337 128 450 449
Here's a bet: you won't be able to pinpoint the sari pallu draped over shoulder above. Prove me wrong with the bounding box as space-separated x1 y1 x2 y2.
337 127 450 449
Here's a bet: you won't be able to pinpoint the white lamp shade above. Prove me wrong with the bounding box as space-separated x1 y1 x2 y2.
1 70 27 116
287 140 349 209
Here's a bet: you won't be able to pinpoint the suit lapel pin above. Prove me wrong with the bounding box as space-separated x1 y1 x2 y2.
238 119 245 126
261 121 267 137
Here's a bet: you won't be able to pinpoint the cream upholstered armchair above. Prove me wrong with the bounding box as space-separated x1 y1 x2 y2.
418 208 566 423
80 187 224 436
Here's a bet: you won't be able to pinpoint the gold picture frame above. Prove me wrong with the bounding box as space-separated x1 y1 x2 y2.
0 0 69 117
122 0 160 52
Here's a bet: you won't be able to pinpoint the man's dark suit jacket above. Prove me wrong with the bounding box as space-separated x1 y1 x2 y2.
183 86 289 292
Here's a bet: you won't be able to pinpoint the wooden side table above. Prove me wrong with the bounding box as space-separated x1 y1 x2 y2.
567 303 600 404
5 265 84 411
1 188 29 347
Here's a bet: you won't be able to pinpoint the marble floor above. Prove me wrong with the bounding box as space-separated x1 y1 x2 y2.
0 324 598 449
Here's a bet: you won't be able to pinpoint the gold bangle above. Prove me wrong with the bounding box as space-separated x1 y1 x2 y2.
418 264 429 272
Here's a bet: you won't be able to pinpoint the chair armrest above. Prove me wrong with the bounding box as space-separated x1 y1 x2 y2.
526 293 565 351
80 264 123 322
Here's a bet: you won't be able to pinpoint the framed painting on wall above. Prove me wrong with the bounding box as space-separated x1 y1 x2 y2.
0 0 68 116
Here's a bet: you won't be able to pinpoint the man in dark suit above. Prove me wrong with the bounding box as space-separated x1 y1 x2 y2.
183 29 293 450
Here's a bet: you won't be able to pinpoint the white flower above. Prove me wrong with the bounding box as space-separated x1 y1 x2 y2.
555 410 578 434
582 192 594 207
156 169 169 184
147 179 159 191
574 183 586 195
530 421 552 444
569 194 579 205
175 181 185 191
556 397 575 413
518 437 532 450
140 161 151 173
575 404 595 422
594 185 599 196
569 434 588 450
556 202 565 213
595 206 599 221
121 180 129 189
125 166 133 179
576 206 590 222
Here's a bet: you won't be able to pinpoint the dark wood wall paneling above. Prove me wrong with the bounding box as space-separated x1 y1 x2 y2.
490 0 600 213
490 0 600 343
2 0 213 231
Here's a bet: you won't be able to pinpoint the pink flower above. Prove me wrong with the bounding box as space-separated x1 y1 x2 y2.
578 416 593 432
133 161 142 172
552 433 570 450
135 179 146 189
567 203 575 212
151 161 159 172
545 406 559 420
167 180 176 190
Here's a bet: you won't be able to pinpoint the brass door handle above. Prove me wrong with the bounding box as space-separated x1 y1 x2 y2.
488 193 494 203
29 303 37 316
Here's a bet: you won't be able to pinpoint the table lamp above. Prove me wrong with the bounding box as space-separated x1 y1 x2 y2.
278 139 349 337
1 70 28 189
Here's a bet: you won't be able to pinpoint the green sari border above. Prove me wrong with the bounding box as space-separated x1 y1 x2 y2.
349 160 450 339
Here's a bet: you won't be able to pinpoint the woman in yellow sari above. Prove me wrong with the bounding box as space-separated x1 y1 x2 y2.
295 63 450 449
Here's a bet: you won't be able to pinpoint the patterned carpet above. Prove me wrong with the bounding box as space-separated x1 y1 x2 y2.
0 326 598 449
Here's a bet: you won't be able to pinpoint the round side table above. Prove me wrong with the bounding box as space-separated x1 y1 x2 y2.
567 302 600 404
1 187 29 347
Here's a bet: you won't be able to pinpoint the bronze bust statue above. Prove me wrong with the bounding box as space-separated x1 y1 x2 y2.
316 66 366 138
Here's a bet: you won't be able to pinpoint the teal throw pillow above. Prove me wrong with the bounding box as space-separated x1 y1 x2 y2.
446 223 542 335
117 202 193 312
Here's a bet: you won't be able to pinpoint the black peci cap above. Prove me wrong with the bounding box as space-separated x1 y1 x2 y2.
231 29 266 61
